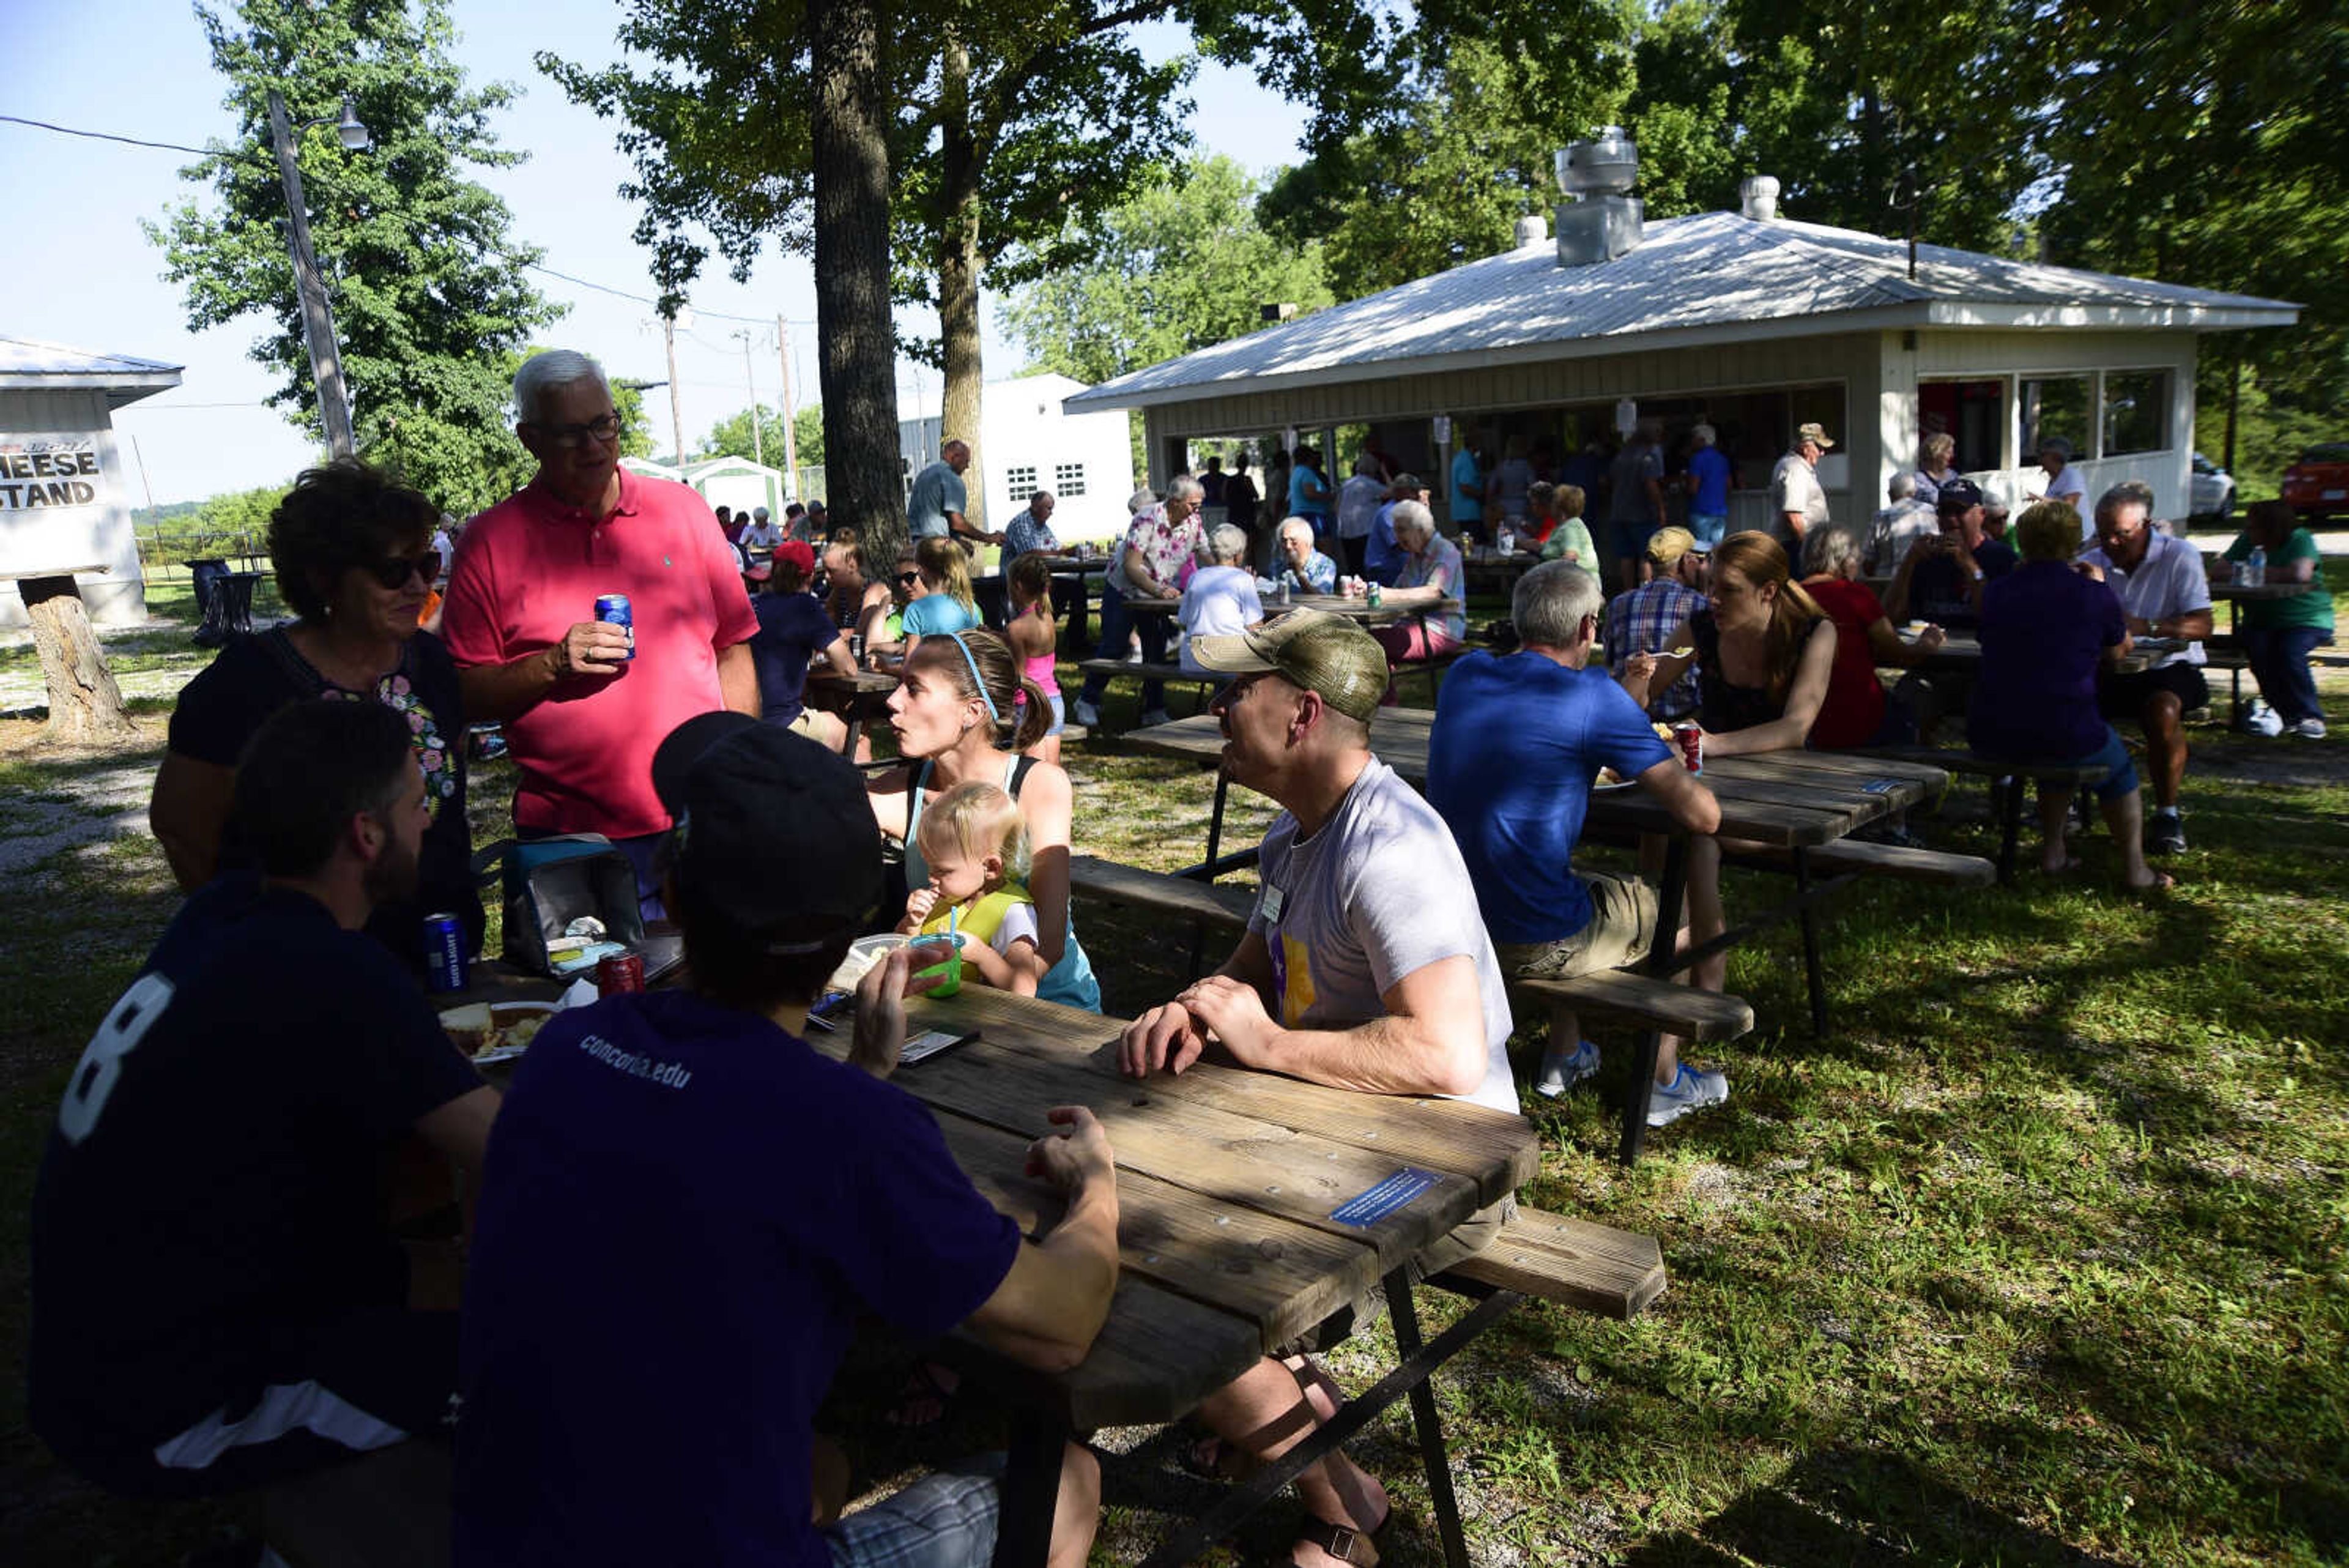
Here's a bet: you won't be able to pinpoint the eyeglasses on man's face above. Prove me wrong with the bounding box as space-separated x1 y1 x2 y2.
530 414 625 450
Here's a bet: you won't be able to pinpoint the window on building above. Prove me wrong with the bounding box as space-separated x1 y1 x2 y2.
1004 464 1039 497
1053 461 1087 497
1918 379 2004 474
2101 370 2172 456
2021 376 2093 462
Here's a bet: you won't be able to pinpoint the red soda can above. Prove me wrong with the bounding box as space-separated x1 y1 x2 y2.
1673 722 1703 773
596 950 646 995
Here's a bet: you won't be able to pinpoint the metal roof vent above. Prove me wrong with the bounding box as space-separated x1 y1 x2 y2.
1553 128 1644 266
1740 175 1781 222
1514 211 1548 248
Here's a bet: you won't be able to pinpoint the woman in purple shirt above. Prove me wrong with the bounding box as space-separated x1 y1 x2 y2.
1969 501 2171 890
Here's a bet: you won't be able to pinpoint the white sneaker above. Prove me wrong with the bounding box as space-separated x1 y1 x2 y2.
1123 647 1144 664
1071 699 1101 728
1645 1064 1730 1128
2244 700 2284 738
1534 1039 1600 1099
2290 716 2328 739
1138 708 1172 729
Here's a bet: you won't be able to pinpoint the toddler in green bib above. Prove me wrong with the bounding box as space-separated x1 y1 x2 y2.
896 780 1050 995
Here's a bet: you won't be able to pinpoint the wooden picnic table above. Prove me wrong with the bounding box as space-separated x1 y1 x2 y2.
1122 709 1948 1157
802 666 899 752
458 968 1540 1568
1903 630 2158 675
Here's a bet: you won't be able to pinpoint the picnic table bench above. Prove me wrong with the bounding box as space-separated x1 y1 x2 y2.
1854 745 2108 883
801 666 899 753
2205 578 2321 721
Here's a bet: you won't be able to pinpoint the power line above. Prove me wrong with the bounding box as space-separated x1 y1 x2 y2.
2 113 819 332
0 112 215 157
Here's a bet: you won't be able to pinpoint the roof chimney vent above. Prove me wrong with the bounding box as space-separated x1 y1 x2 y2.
1553 128 1644 266
1514 211 1548 248
1740 175 1781 222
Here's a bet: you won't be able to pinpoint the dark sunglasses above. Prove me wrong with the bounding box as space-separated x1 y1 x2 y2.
896 570 921 585
365 552 440 590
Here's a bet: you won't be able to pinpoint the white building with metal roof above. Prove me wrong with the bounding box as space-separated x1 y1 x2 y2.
1066 186 2296 540
1 336 183 628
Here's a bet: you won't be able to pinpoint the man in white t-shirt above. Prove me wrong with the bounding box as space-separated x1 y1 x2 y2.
2078 480 2213 853
738 507 785 551
1118 608 1518 1568
1333 454 1387 579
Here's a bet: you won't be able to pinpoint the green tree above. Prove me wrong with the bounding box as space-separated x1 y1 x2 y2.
2034 0 2349 489
705 404 826 470
148 0 562 516
543 0 1193 551
1003 155 1333 384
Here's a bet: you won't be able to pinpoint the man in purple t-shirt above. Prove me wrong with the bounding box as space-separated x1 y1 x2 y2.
456 717 1119 1568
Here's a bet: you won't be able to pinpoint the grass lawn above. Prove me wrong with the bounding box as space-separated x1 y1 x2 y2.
1 568 2344 1566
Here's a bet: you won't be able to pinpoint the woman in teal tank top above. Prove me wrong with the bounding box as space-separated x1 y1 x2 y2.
866 628 1101 1011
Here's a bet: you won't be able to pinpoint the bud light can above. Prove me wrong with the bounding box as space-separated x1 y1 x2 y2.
1673 722 1704 773
596 950 646 996
423 913 469 992
594 593 636 660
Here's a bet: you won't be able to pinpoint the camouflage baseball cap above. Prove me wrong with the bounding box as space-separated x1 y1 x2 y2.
1185 608 1389 723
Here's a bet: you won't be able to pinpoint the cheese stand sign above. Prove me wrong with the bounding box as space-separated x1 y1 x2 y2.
0 438 103 510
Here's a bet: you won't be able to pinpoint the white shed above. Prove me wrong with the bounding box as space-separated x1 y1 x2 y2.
685 454 787 522
900 372 1136 545
1063 204 2296 534
1 336 182 628
619 455 686 483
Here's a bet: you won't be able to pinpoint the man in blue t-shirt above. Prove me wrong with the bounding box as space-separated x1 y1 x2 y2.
30 699 500 1498
1365 472 1423 585
1449 438 1486 541
1426 562 1726 1124
1684 423 1733 547
456 715 1119 1568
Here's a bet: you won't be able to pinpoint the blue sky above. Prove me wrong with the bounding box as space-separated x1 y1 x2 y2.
4 2 1307 504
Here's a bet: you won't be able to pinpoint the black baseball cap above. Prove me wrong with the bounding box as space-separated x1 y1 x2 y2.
650 713 884 934
1935 478 1986 512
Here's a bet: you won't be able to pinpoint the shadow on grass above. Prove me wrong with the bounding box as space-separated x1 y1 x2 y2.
1623 1447 2126 1567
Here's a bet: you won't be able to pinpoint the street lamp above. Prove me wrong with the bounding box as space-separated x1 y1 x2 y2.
265 91 369 458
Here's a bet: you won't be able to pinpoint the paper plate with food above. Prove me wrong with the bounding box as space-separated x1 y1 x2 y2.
440 1001 559 1065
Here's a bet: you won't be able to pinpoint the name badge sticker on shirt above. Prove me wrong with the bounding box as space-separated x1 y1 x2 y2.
1258 885 1286 924
1329 1168 1441 1228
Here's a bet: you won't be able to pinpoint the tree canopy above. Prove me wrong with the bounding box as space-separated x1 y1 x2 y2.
1002 155 1333 385
148 0 562 515
704 403 826 469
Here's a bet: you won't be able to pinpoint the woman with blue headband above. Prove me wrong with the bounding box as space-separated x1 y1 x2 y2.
869 628 1101 1011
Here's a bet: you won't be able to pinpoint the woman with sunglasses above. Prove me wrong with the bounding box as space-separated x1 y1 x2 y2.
150 459 484 965
861 547 925 671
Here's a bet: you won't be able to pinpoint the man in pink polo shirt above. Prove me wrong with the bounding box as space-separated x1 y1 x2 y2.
442 350 759 913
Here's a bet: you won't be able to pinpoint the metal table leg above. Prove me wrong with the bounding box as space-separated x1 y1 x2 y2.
1622 834 1688 1165
990 1403 1072 1568
1792 845 1828 1035
1384 1272 1470 1568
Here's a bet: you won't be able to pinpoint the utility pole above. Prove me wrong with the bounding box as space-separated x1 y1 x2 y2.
662 311 687 466
265 89 355 458
777 314 799 494
736 330 763 468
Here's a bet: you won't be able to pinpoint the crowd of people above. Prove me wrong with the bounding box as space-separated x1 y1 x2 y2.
24 349 2332 1568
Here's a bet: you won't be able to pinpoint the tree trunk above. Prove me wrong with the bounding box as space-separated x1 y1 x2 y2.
810 0 907 563
938 32 988 532
24 578 134 740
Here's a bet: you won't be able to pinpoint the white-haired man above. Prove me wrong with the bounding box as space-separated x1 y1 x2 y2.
441 350 759 916
1868 471 1940 575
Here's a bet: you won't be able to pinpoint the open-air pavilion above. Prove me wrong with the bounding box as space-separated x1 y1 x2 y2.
1066 199 2298 532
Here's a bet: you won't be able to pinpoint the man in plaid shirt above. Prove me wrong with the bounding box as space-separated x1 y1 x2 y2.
1602 527 1709 719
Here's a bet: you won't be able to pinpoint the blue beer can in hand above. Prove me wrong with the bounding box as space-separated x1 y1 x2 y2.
423 912 469 992
594 593 636 661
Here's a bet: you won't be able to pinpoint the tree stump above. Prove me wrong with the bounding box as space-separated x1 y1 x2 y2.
22 575 134 740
